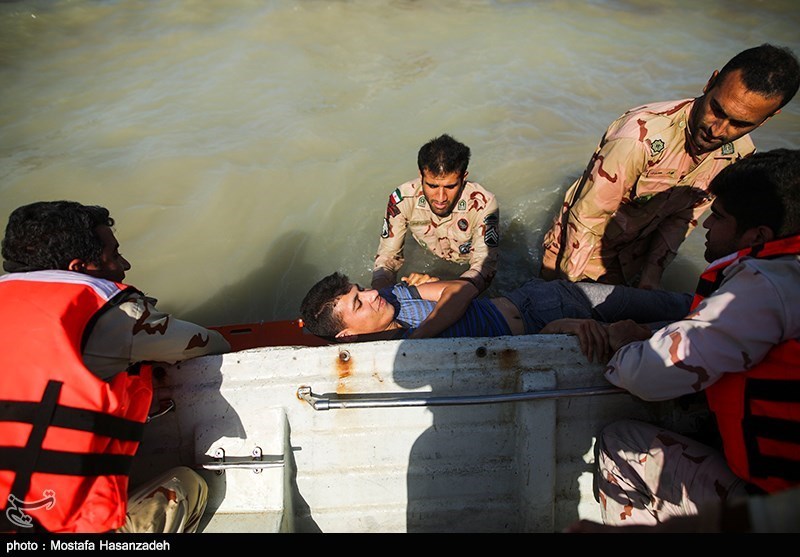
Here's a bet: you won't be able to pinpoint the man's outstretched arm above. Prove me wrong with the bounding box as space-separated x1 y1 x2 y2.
407 279 479 339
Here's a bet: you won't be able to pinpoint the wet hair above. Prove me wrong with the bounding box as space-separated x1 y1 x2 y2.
1 200 113 273
300 272 353 338
716 44 800 110
417 134 471 177
709 149 800 237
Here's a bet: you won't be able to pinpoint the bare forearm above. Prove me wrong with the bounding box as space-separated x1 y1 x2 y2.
408 281 478 338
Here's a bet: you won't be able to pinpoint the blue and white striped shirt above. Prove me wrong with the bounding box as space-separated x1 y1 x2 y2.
381 283 511 338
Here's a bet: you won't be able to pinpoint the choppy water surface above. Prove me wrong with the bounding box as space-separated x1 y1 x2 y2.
1 0 798 326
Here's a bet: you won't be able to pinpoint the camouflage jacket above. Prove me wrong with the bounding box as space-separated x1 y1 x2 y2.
372 178 499 292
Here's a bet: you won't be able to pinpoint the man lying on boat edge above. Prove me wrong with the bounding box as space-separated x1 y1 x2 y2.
299 271 691 364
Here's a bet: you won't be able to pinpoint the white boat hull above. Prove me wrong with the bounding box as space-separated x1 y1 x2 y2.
132 334 690 533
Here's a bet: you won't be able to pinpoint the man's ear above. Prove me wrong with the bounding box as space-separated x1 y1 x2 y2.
462 170 469 181
67 258 87 273
702 70 720 94
335 328 352 339
741 225 776 248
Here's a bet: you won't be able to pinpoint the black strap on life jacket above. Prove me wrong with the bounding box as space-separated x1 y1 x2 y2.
7 381 62 500
742 378 800 481
0 380 62 533
0 400 145 442
0 380 144 532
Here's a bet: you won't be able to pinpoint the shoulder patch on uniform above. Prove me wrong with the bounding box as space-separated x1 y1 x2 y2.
721 143 734 156
650 139 665 155
381 217 391 238
484 212 499 248
418 197 427 207
457 199 467 211
386 188 403 218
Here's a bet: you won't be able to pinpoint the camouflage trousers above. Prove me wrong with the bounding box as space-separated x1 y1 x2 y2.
595 419 754 526
118 466 208 534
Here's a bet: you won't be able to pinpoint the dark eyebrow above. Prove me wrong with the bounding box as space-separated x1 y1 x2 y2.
352 285 363 311
710 98 757 128
424 180 459 189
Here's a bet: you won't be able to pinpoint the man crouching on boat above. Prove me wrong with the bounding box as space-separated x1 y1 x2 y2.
569 148 800 531
300 270 691 363
0 201 230 534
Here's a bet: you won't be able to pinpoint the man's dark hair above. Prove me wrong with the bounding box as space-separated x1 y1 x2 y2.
417 134 471 177
709 148 800 237
717 44 800 110
1 200 114 273
300 272 353 338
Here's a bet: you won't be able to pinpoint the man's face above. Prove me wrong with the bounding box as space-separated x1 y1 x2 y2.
333 283 396 337
687 69 783 156
420 170 467 217
702 199 745 263
82 225 131 283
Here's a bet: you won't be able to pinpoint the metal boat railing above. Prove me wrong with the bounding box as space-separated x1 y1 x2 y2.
296 385 626 411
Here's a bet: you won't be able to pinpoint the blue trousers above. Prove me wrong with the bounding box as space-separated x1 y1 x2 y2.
503 277 692 334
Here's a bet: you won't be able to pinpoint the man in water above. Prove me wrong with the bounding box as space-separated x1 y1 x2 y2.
372 134 500 294
300 271 690 363
540 44 800 289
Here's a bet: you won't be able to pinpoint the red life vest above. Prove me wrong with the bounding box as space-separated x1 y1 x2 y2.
691 235 800 493
0 271 153 532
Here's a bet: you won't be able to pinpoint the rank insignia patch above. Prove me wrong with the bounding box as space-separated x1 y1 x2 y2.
484 212 499 247
458 218 468 231
381 218 391 238
650 139 665 155
457 199 467 211
721 143 734 155
418 197 427 207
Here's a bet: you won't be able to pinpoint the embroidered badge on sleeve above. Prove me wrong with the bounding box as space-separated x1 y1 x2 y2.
386 188 402 218
484 212 499 247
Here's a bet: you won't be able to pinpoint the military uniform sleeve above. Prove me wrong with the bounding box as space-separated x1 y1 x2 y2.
372 189 411 289
642 194 712 283
559 138 647 281
82 290 231 380
460 194 499 292
603 264 787 401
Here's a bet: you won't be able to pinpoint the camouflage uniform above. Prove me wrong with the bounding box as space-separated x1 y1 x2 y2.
373 178 499 292
596 253 800 525
88 293 225 532
83 290 231 379
119 466 208 533
541 98 755 285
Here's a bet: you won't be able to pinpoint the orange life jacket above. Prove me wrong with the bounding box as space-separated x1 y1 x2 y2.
0 271 153 532
691 235 800 493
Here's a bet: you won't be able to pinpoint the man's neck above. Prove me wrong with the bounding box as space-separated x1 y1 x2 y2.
339 325 405 343
684 100 712 163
